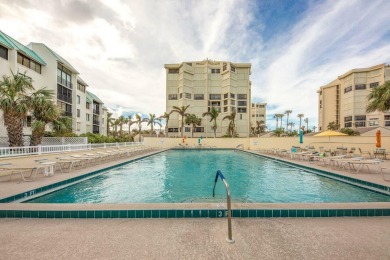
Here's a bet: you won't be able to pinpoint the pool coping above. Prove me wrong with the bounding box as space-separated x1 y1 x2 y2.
0 148 389 218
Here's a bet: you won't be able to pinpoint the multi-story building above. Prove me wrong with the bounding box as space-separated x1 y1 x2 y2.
318 63 390 131
0 31 107 137
165 59 251 137
250 102 267 127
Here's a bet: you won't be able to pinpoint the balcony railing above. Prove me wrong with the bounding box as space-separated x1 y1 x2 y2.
93 120 100 125
57 76 73 89
57 94 72 103
62 111 72 117
93 109 100 115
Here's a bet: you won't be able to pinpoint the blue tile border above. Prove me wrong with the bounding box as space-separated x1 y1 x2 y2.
0 208 389 219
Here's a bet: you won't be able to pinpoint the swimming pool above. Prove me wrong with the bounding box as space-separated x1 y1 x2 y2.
26 150 390 204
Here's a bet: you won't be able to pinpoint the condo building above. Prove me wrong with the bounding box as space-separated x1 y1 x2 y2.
165 59 252 137
0 31 107 137
317 63 390 131
250 102 267 127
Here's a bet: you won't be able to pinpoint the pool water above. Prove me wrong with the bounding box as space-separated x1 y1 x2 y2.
27 150 390 203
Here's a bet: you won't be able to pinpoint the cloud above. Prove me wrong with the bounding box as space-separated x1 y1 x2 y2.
1 0 390 132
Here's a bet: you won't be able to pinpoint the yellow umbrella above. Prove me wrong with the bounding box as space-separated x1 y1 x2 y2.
314 130 348 141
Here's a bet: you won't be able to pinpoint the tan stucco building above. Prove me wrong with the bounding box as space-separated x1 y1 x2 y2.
318 63 390 131
250 102 267 127
165 59 252 137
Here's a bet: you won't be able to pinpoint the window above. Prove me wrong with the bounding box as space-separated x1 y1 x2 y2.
86 113 90 121
168 94 178 100
57 65 72 88
252 104 255 108
354 121 365 127
354 115 366 121
231 107 236 112
86 102 90 109
237 108 247 113
77 109 80 117
230 65 236 72
77 95 80 104
385 121 390 127
24 116 32 127
194 94 204 100
230 93 235 99
57 84 72 103
259 105 265 108
237 94 247 100
370 82 379 88
77 122 81 131
185 127 191 132
194 127 204 132
168 69 179 74
223 107 228 112
209 101 221 107
385 115 390 120
211 69 220 73
223 63 227 71
57 101 72 117
186 63 192 66
209 94 221 100
224 93 228 99
252 114 255 117
223 100 228 105
369 120 379 126
185 93 191 99
344 86 352 93
344 116 352 122
17 52 41 73
179 93 183 99
231 100 235 105
344 122 352 127
355 84 366 90
168 128 178 132
237 101 247 106
0 45 8 60
77 83 86 92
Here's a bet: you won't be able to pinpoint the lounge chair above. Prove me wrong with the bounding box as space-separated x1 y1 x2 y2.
379 167 390 181
345 159 383 174
0 163 43 182
358 148 372 158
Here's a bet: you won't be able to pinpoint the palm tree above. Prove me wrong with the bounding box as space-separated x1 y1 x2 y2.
274 114 284 129
304 118 309 133
255 120 265 136
147 113 162 137
297 114 304 130
160 112 172 138
312 126 317 133
284 110 292 130
52 116 73 136
0 72 34 146
202 107 220 138
273 114 279 129
222 110 237 137
106 112 114 136
118 116 126 137
366 80 390 112
288 122 295 131
113 119 120 137
185 114 201 138
135 114 147 142
279 114 285 129
29 88 60 146
171 105 190 137
127 115 136 139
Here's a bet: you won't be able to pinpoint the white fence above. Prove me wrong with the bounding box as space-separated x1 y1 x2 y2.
0 142 144 158
0 137 88 147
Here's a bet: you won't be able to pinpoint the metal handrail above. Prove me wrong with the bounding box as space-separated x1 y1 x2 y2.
213 170 234 243
234 144 243 151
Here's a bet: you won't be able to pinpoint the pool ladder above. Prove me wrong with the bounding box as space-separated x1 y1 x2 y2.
234 144 243 152
213 170 234 243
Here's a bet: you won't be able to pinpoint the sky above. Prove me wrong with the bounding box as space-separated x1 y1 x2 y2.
1 0 390 130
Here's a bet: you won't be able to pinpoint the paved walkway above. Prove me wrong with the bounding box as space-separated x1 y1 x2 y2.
1 217 390 259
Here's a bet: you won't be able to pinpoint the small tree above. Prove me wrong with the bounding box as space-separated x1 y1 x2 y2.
185 114 201 138
327 121 339 131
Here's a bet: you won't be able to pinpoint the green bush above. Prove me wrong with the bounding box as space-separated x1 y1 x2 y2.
340 128 360 136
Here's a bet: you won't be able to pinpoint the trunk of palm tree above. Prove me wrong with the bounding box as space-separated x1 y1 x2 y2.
30 126 45 146
165 119 168 138
180 118 184 138
138 126 142 142
150 125 154 137
4 113 24 147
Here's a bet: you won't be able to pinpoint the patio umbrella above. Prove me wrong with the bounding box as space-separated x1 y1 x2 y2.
376 130 381 148
313 130 348 141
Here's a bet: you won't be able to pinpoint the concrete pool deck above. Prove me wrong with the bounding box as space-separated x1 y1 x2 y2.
1 148 390 259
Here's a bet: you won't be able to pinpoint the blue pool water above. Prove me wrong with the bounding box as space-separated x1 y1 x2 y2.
27 150 390 203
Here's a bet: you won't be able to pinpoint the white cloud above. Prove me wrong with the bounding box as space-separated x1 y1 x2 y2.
1 0 390 131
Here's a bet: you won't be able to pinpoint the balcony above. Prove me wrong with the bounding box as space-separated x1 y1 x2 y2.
57 94 72 103
93 126 100 134
93 109 100 115
62 111 72 117
93 120 100 125
57 76 73 89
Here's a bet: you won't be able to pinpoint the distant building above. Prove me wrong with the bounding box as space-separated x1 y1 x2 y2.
165 59 252 137
250 102 267 128
317 63 390 131
0 31 107 137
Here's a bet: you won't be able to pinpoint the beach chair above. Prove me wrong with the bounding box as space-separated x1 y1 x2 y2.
346 159 383 174
0 163 43 182
358 148 372 158
380 167 390 181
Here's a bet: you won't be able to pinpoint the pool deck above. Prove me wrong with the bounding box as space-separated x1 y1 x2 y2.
1 148 390 259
